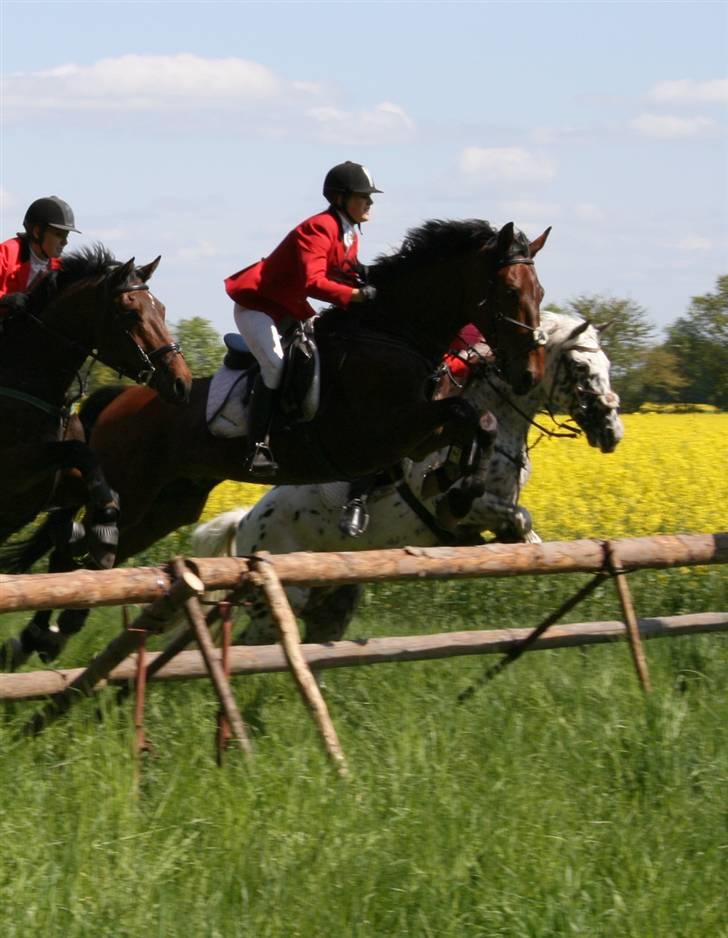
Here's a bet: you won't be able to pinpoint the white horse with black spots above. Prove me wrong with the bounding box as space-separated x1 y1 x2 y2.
192 311 623 645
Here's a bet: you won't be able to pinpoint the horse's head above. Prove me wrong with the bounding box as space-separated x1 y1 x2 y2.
544 314 624 453
99 256 192 405
477 223 550 396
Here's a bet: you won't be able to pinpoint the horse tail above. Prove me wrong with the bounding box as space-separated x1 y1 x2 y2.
191 508 249 558
0 515 56 574
79 384 128 438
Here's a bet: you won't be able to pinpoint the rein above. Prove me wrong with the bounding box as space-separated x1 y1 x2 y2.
390 468 484 547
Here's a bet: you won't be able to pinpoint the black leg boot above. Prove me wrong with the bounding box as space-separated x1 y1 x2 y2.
243 376 278 476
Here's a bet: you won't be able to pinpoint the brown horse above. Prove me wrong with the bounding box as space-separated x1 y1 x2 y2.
0 219 549 666
0 245 192 569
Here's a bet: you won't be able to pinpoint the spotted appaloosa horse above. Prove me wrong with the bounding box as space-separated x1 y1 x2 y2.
192 311 623 644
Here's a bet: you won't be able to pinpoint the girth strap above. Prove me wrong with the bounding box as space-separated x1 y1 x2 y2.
0 386 63 418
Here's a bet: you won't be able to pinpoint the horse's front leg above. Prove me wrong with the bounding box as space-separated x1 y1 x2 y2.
415 398 497 529
1 542 86 670
44 439 120 569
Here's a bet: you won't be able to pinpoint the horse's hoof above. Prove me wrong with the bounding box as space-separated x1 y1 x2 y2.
20 623 68 664
37 632 69 664
0 637 28 671
86 522 119 570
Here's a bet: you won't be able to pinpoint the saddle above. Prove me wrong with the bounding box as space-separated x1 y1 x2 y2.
207 322 321 439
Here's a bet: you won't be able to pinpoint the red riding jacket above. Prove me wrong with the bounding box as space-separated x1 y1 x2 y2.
224 208 360 325
0 236 61 313
445 323 486 379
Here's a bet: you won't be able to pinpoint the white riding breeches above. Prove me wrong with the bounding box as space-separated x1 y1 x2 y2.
234 304 285 390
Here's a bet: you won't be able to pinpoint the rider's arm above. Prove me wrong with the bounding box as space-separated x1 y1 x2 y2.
294 216 356 308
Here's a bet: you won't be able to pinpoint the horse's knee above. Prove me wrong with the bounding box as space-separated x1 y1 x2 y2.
57 607 91 637
302 585 363 643
476 410 498 449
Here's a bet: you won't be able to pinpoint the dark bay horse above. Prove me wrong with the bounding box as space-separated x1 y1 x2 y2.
0 245 192 570
0 219 549 666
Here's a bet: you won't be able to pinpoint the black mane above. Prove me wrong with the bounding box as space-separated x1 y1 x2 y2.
370 219 500 285
30 244 135 311
53 244 120 289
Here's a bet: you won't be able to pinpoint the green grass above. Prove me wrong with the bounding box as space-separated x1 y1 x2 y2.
1 569 727 937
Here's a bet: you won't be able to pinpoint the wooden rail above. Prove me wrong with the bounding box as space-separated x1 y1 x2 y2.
2 612 725 702
0 533 725 613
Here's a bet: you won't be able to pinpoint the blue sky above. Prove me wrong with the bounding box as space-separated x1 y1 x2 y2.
1 1 726 338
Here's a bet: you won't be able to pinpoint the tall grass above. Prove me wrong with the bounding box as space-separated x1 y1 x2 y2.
1 570 726 937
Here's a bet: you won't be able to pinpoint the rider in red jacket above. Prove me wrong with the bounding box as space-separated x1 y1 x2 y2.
225 161 382 473
0 197 80 313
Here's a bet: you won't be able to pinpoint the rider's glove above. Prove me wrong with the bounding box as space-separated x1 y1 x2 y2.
359 285 377 302
0 292 30 318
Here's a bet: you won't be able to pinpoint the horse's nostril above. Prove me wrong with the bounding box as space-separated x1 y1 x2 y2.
174 378 190 404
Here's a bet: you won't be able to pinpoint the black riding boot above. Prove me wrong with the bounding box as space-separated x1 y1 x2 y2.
243 375 278 476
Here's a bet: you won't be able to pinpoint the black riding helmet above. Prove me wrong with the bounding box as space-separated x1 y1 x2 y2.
23 196 81 235
323 162 382 204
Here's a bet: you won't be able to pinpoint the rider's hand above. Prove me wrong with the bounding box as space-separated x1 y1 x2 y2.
0 292 30 318
352 285 377 303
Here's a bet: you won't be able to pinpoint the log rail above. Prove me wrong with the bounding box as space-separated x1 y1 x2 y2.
0 533 725 614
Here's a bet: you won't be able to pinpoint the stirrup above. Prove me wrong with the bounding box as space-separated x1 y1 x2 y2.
339 498 370 538
245 441 278 476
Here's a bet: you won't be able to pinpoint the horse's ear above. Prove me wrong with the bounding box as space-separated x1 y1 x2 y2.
496 222 515 255
107 258 136 291
136 256 161 283
566 319 590 341
528 226 551 258
595 318 615 334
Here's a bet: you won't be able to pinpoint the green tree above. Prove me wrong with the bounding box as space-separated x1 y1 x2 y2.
663 275 728 407
546 295 656 410
173 317 225 377
638 346 689 403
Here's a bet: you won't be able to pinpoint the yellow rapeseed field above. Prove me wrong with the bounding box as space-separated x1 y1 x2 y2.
200 415 728 541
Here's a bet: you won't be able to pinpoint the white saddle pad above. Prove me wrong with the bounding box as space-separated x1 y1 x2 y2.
206 365 252 439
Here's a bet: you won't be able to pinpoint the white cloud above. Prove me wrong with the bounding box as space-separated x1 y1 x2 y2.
574 203 606 223
0 187 18 211
675 235 712 252
499 200 561 220
1 54 412 146
459 147 557 183
648 79 728 104
630 113 715 138
175 240 222 261
86 227 128 243
306 101 415 144
2 54 285 111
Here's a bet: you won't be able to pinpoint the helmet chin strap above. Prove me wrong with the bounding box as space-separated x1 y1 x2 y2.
336 192 358 227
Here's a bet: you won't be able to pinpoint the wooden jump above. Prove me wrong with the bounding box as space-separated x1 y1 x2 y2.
2 612 725 702
0 533 725 614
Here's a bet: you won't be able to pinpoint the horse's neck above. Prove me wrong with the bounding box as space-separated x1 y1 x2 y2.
369 259 478 360
0 308 87 402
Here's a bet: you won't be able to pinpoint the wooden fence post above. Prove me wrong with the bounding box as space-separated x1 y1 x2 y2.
251 555 349 779
23 565 205 737
605 541 652 693
173 560 253 759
